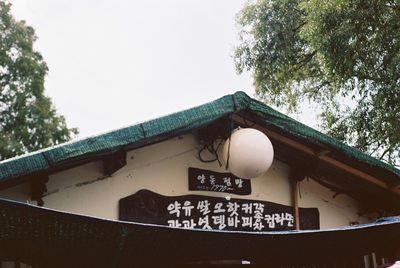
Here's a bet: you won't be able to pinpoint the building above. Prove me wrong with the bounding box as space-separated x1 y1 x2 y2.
0 92 399 267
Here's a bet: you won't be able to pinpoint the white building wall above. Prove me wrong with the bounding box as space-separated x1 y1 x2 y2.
0 134 372 229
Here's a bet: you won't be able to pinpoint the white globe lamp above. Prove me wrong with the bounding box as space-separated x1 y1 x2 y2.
222 128 274 179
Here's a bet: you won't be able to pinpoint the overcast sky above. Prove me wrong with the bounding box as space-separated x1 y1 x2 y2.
10 1 319 140
9 0 255 138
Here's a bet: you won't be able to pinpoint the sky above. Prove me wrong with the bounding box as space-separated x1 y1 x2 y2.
9 0 316 139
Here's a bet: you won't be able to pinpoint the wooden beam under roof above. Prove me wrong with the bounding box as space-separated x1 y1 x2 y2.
231 114 400 196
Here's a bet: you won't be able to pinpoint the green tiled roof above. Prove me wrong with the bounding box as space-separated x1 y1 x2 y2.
0 91 399 183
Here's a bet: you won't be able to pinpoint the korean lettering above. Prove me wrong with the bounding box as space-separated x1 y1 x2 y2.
223 177 232 186
197 174 206 184
167 201 181 217
241 216 253 228
235 178 243 188
227 202 239 217
166 197 298 232
209 175 216 185
253 203 265 231
226 201 240 228
242 203 253 214
212 214 227 230
182 201 194 216
213 202 226 213
253 216 265 230
275 213 285 226
227 216 240 227
188 167 251 195
285 213 294 227
182 219 197 229
167 219 182 228
197 200 211 215
198 215 212 230
265 214 275 229
263 212 295 229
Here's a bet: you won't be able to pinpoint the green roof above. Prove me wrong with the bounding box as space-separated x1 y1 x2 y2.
0 91 399 185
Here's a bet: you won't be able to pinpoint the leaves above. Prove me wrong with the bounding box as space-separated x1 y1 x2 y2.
0 1 77 160
235 0 400 165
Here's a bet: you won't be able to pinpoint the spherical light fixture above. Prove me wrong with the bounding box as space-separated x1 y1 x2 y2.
222 128 274 179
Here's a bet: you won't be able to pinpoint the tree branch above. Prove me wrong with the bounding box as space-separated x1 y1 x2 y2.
379 146 392 160
294 51 317 67
292 22 306 33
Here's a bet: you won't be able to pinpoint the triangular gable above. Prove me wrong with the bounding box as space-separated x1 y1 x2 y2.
0 91 399 194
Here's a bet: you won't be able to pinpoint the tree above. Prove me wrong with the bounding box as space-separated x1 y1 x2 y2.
235 0 400 165
0 1 77 160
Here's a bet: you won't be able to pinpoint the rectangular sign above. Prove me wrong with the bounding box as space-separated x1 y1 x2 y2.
119 190 319 232
188 167 251 195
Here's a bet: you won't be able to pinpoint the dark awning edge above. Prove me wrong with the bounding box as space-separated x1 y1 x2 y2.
1 198 400 267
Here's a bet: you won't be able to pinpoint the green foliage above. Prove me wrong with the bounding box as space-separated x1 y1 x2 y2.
0 1 77 160
235 0 400 165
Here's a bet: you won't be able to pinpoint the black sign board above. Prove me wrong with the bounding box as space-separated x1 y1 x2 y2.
188 167 251 195
119 190 320 231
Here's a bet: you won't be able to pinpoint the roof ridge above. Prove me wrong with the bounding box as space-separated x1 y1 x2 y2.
0 91 399 184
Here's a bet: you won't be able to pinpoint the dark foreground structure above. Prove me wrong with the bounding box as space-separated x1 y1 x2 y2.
0 197 399 267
